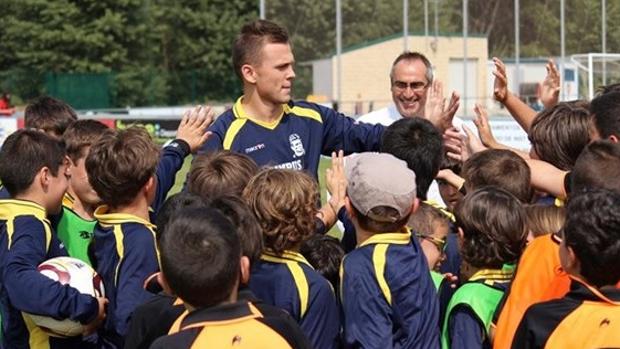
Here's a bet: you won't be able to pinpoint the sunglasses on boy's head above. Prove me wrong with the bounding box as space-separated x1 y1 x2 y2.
415 233 447 253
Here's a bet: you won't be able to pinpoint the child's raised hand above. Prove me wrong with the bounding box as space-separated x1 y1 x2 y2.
326 150 347 215
176 105 215 152
473 103 497 148
540 58 560 108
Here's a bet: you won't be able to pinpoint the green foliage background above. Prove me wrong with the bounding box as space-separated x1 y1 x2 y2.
1 0 619 107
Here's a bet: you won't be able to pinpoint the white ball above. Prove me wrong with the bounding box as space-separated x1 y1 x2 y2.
25 257 105 338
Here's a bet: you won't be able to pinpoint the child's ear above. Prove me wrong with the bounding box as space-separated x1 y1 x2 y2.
566 245 581 274
38 166 51 191
239 256 250 285
457 227 465 240
609 134 619 143
156 272 174 296
144 175 157 204
344 197 355 218
410 198 420 215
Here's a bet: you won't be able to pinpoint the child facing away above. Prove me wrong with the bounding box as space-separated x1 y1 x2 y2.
341 152 439 348
513 189 620 348
442 187 527 349
0 129 106 349
85 127 161 348
150 207 310 349
243 168 340 349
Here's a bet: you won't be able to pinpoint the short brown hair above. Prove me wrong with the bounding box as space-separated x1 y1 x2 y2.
529 102 592 171
455 187 527 269
85 127 160 207
408 202 450 237
390 51 433 84
188 151 259 199
232 20 289 80
351 205 411 233
63 119 111 162
462 149 532 203
524 204 566 238
242 169 318 254
25 96 78 137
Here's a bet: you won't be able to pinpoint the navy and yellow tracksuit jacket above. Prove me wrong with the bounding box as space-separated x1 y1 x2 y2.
198 98 384 178
0 199 99 349
150 300 311 349
513 276 620 349
91 207 159 349
249 250 340 349
341 228 440 349
150 138 191 220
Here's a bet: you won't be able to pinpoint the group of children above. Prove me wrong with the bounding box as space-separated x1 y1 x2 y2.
2 30 620 349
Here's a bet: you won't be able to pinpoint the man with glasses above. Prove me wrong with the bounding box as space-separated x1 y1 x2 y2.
358 51 460 128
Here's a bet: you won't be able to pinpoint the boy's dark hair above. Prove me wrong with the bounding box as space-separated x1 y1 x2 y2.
300 235 344 293
243 168 318 254
590 91 620 139
24 96 78 137
351 205 411 233
155 193 207 242
188 151 259 199
85 127 160 207
529 102 592 171
0 129 66 196
206 196 263 266
159 207 241 308
63 119 111 162
232 20 289 80
571 140 620 195
455 186 526 269
563 189 620 288
440 156 462 175
408 202 450 236
462 149 532 203
381 117 443 200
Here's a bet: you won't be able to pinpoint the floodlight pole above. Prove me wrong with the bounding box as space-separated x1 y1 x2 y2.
463 0 468 117
602 0 607 84
515 0 520 94
424 0 429 50
336 0 342 108
404 0 409 51
560 0 565 101
259 0 265 19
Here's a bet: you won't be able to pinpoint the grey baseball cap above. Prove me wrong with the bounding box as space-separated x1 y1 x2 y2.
345 152 417 222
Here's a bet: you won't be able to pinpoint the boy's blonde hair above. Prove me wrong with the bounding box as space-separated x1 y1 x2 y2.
243 168 318 254
524 204 566 238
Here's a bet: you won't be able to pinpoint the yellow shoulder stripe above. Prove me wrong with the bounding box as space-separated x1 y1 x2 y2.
284 105 323 123
372 244 392 305
42 221 51 252
223 118 247 150
286 262 310 318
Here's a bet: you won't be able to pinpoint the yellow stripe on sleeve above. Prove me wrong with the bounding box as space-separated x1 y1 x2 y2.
372 244 392 305
286 262 310 318
223 119 247 150
284 105 323 123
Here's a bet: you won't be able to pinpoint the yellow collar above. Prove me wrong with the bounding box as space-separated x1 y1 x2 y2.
469 264 515 283
260 249 313 268
232 97 285 130
358 227 412 248
94 205 155 228
0 199 47 220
